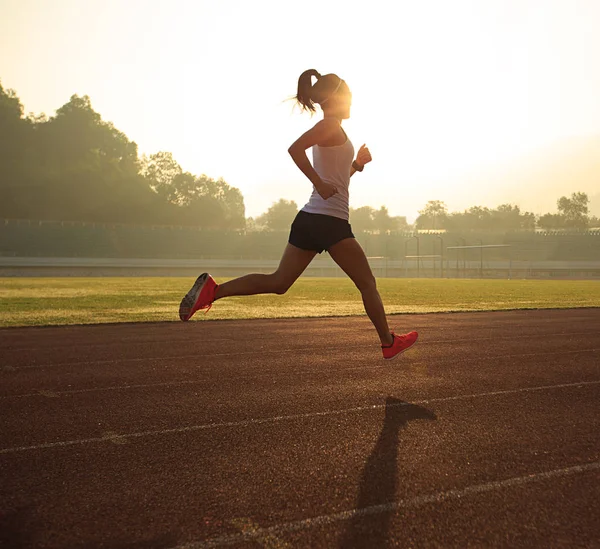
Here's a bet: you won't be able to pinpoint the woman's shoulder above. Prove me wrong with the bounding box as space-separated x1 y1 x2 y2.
310 117 340 132
312 118 345 147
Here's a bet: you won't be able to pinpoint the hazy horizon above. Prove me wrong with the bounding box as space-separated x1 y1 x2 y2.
2 0 600 221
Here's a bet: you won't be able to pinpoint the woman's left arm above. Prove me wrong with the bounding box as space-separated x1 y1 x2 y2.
351 144 372 177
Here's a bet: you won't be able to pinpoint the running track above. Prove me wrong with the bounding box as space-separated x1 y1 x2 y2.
1 309 599 548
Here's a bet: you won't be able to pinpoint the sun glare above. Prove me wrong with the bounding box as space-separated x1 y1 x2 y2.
2 0 599 218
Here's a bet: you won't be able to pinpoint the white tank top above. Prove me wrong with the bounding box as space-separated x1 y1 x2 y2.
301 134 355 221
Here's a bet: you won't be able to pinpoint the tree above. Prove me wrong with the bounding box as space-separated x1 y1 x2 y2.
493 204 536 231
350 206 407 233
537 192 590 230
245 217 261 231
140 152 184 201
464 206 492 230
0 82 23 119
557 192 589 229
373 206 407 233
255 199 298 231
537 213 566 230
441 204 536 231
189 176 246 229
393 216 409 231
25 94 145 222
0 82 248 227
420 200 448 217
416 200 448 230
373 206 392 234
0 82 33 213
350 206 375 233
140 154 246 228
218 181 246 229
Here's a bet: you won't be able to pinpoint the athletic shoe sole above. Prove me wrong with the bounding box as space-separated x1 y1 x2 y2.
179 273 209 321
383 333 419 361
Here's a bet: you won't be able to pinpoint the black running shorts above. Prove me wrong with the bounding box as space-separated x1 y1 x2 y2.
288 210 355 254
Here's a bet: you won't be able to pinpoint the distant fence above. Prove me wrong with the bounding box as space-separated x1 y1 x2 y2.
2 256 599 279
1 219 600 278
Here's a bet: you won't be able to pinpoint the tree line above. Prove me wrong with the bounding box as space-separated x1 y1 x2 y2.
247 199 408 233
415 193 599 232
1 81 598 233
0 83 245 229
250 193 598 235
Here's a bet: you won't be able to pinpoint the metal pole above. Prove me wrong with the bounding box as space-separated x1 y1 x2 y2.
385 235 388 278
437 236 444 278
455 241 459 278
481 247 483 278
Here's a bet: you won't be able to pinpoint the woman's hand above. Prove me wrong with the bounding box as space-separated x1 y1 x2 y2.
316 181 339 200
355 144 372 168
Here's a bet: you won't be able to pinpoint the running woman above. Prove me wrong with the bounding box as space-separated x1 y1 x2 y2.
179 69 418 360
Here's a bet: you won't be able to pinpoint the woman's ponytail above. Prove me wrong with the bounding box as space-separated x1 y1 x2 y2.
295 69 321 113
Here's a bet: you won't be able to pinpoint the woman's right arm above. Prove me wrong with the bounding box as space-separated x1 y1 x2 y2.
288 119 339 200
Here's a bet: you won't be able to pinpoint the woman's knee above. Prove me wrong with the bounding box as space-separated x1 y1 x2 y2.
270 272 293 295
356 274 377 294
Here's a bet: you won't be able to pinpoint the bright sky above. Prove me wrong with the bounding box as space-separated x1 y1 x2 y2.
2 0 599 220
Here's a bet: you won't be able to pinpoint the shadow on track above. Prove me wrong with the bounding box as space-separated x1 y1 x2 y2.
339 397 437 549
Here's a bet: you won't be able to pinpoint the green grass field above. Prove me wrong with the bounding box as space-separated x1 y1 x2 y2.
1 277 599 328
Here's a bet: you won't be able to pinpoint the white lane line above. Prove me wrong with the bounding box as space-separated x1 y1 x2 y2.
101 431 128 445
229 518 291 549
37 390 59 398
4 343 600 372
8 343 437 398
2 337 237 353
4 346 338 370
1 344 598 400
175 460 600 548
1 380 598 455
0 363 390 399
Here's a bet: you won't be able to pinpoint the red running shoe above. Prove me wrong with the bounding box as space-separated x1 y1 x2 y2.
382 331 419 360
179 273 219 321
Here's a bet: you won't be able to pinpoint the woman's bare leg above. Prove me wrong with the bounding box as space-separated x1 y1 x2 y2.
215 244 316 299
328 238 394 346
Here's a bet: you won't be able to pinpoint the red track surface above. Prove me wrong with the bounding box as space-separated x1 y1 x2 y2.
1 309 600 548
